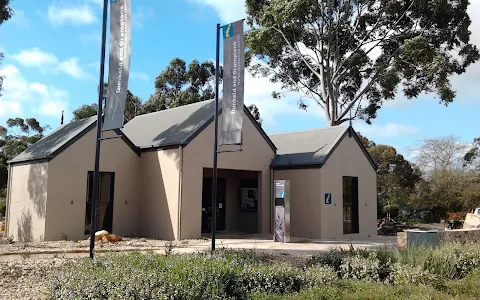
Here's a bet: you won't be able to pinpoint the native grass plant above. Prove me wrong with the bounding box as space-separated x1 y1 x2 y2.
338 252 386 283
50 251 334 299
50 244 480 299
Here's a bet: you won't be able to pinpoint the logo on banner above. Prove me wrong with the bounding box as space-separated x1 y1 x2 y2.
280 192 285 198
223 23 234 39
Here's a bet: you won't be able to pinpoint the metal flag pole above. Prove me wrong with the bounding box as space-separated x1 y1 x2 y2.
211 23 221 251
89 0 109 260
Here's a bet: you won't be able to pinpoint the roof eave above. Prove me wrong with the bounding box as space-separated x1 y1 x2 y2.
270 162 324 170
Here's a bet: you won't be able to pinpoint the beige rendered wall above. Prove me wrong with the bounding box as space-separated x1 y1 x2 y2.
320 134 377 239
46 129 140 241
138 148 181 240
273 168 322 239
6 163 49 242
181 114 275 239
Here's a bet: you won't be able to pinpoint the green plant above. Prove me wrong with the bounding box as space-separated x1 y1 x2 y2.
0 197 6 217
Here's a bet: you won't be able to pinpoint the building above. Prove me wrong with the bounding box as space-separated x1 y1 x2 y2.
4 100 377 242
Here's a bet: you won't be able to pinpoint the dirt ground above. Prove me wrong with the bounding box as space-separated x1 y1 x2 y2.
0 234 397 299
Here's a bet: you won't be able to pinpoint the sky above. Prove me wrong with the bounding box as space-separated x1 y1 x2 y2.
0 0 479 159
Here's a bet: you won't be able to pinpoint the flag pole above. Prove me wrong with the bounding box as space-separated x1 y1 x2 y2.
211 23 221 251
89 0 109 260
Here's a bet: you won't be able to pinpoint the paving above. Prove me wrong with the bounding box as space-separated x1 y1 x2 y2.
176 234 397 256
0 234 397 261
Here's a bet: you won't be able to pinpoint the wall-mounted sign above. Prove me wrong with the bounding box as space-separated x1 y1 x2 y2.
325 193 332 204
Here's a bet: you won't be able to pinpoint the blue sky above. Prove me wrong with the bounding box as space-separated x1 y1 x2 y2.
0 0 479 159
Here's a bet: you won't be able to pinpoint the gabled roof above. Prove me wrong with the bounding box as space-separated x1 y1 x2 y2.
122 99 276 151
269 125 377 170
8 116 98 165
8 99 276 165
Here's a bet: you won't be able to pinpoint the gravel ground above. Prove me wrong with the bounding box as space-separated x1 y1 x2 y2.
0 257 70 300
0 235 209 299
0 236 208 255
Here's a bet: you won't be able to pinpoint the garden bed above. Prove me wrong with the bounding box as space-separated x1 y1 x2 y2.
46 242 480 299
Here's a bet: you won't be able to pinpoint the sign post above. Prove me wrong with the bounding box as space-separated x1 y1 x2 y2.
211 19 245 251
89 0 131 260
89 0 109 260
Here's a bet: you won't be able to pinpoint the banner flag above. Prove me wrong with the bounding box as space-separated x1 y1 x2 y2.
220 19 245 145
103 0 131 131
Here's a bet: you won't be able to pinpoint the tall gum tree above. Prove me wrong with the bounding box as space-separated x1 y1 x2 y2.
245 0 479 126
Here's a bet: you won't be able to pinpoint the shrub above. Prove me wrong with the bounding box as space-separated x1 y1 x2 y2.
303 265 337 286
338 253 384 282
252 280 448 300
391 263 438 286
306 248 350 272
50 252 313 299
0 197 6 217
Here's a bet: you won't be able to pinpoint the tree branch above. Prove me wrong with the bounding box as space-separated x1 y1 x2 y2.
336 47 402 123
332 0 416 83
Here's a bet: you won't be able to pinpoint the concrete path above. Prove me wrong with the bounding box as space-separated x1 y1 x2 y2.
0 235 397 261
174 236 397 256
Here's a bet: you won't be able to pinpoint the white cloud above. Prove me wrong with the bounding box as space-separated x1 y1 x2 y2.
58 57 93 79
11 48 57 68
47 4 97 26
10 48 92 79
0 100 22 116
131 72 149 81
0 64 69 118
190 0 246 23
242 62 324 131
354 122 421 139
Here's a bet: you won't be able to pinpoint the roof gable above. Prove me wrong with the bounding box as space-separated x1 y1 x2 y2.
8 116 97 165
269 125 377 170
9 99 276 165
122 99 276 152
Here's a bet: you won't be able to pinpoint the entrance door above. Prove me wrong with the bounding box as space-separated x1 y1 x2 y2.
85 172 115 236
201 177 226 233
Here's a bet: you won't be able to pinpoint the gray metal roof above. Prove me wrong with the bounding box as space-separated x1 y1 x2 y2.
8 116 97 164
8 99 276 165
269 125 351 168
122 99 217 149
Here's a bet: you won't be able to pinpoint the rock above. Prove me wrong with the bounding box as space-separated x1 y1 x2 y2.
95 230 109 241
139 238 147 242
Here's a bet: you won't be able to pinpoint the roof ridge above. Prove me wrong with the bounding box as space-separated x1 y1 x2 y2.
129 99 216 120
269 125 349 137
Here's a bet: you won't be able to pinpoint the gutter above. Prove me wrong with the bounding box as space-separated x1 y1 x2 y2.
177 145 184 240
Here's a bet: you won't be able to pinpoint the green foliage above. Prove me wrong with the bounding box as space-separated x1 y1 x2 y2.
356 132 421 218
143 58 222 113
0 118 49 189
245 0 479 126
50 244 480 299
0 197 5 217
72 88 141 124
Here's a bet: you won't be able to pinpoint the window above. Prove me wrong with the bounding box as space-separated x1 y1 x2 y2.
343 176 359 234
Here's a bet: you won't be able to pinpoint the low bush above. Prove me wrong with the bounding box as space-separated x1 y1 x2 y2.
49 243 480 299
50 252 322 299
0 197 6 217
252 280 448 300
